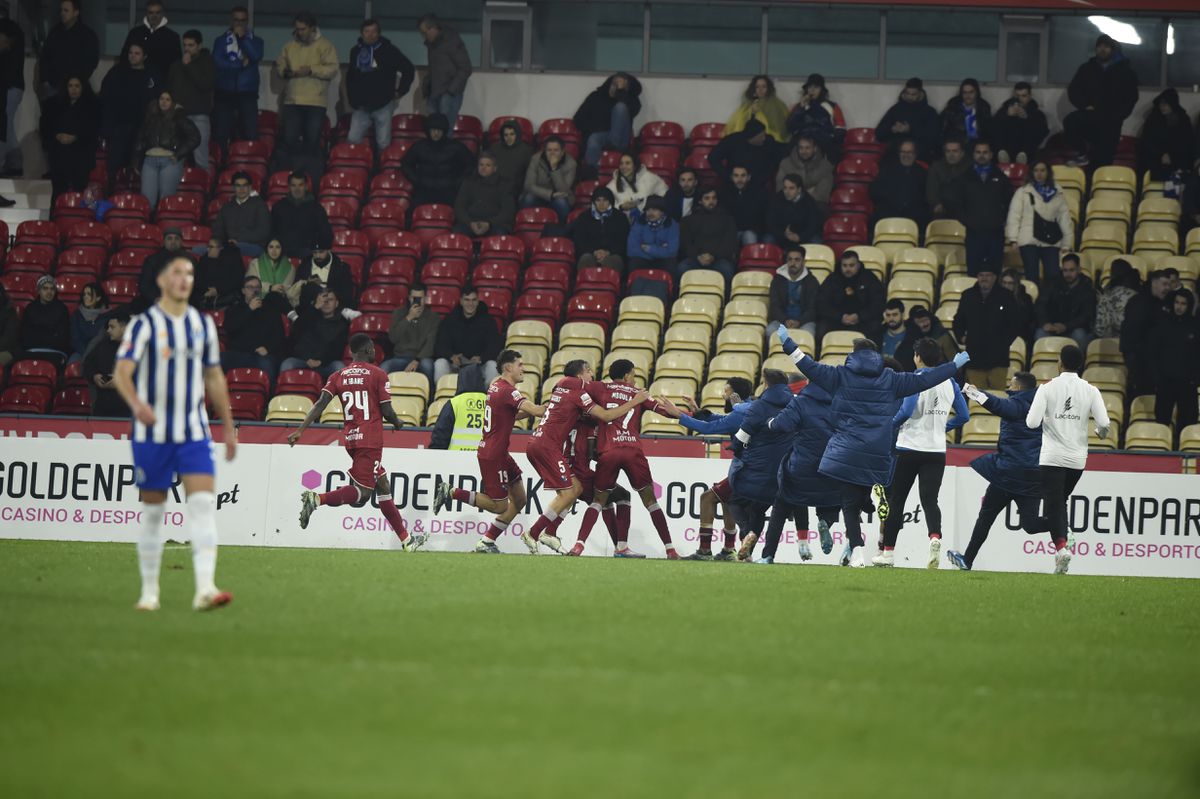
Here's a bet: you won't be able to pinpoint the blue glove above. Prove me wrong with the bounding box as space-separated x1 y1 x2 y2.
776 325 797 355
953 350 971 369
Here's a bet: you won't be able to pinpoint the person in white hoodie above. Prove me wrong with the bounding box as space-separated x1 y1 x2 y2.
610 152 667 217
1004 161 1074 285
1024 343 1110 574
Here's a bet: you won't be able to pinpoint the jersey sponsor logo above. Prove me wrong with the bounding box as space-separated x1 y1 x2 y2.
1055 396 1081 421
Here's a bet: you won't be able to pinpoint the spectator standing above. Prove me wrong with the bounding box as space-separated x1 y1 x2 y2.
38 0 100 96
816 250 885 341
346 19 415 151
0 7 25 177
1137 89 1195 181
870 139 929 228
894 306 958 370
1147 289 1199 434
418 14 471 131
246 238 296 314
610 152 667 216
765 174 822 246
571 186 629 273
167 30 216 170
1093 258 1140 340
1005 160 1073 284
135 91 200 207
455 153 514 236
433 288 500 383
1063 34 1139 167
192 239 245 310
962 141 1012 275
280 290 348 379
271 171 332 258
124 2 181 72
69 282 110 363
926 138 969 221
991 83 1049 165
767 246 818 340
40 76 99 199
289 238 355 310
720 165 767 245
276 13 338 173
574 72 641 169
785 73 846 161
486 119 534 194
775 136 833 211
100 43 164 194
428 367 487 450
221 275 286 377
137 227 188 307
520 136 576 223
0 284 16 366
1001 268 1036 344
725 75 789 144
1120 270 1172 396
20 276 71 364
212 171 271 256
212 6 263 149
877 298 906 358
707 119 785 191
83 311 131 417
1035 253 1096 353
662 167 699 222
401 112 472 206
380 283 439 385
953 267 1018 389
940 78 991 148
625 196 678 275
875 77 940 164
677 186 738 284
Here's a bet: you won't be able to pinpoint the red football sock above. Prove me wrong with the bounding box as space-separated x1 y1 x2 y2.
601 505 618 543
616 501 631 545
576 503 602 544
451 487 475 506
320 485 361 507
722 529 736 550
647 503 672 546
528 510 558 541
929 533 942 540
484 519 509 541
378 497 408 541
1053 537 1067 551
547 516 565 536
698 526 713 553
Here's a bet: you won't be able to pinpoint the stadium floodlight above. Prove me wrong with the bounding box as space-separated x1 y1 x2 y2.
1087 15 1142 46
1166 23 1175 55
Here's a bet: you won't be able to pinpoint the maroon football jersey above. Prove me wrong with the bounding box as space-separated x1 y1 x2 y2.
478 378 526 458
322 362 391 450
531 377 594 450
587 380 661 451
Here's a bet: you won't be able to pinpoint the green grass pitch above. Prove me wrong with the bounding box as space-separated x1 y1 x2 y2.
1 540 1198 798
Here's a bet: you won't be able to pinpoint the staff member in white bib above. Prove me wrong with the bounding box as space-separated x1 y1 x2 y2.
1025 343 1109 574
873 338 969 568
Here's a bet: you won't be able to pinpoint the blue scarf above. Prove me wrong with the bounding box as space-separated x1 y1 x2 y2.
591 205 613 222
355 39 381 72
644 213 666 229
964 105 978 139
974 164 992 180
219 29 243 63
1033 181 1056 202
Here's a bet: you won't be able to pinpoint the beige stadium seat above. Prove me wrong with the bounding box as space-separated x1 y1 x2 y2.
558 322 606 361
1157 255 1199 285
1136 196 1181 227
1031 362 1058 383
519 350 545 382
610 321 662 357
603 349 653 385
1124 421 1172 451
939 275 976 305
1090 165 1136 200
1086 337 1123 369
1083 366 1127 395
388 371 430 401
389 397 424 426
1140 170 1166 199
873 217 919 264
1186 228 1200 257
762 353 795 374
850 244 888 280
1063 192 1080 226
425 398 447 426
1053 164 1086 200
617 295 666 331
434 373 459 400
767 327 816 357
1009 337 1027 371
649 378 697 406
549 347 602 378
943 248 967 277
708 352 758 382
319 396 344 424
730 270 772 299
516 374 538 402
887 272 934 309
671 295 722 333
540 375 562 402
936 302 957 328
506 319 553 351
1080 222 1127 258
723 298 769 330
961 415 999 446
1088 420 1117 450
701 380 727 412
1100 391 1124 427
663 322 712 355
821 330 859 358
266 394 313 422
1132 223 1179 258
641 410 682 436
924 219 965 263
891 247 939 279
655 350 705 382
717 325 764 356
1031 335 1075 366
679 269 727 299
1098 253 1149 286
803 243 835 276
1084 194 1132 227
1128 395 1157 424
1179 424 1200 452
1020 277 1040 304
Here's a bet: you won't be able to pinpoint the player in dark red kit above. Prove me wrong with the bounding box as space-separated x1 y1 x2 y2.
432 349 545 554
551 385 629 550
522 360 648 554
288 334 426 551
568 359 679 558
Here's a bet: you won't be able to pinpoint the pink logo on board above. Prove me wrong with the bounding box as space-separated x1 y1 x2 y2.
301 470 322 490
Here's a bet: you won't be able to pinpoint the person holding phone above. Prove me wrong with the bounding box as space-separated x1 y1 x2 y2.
380 283 440 387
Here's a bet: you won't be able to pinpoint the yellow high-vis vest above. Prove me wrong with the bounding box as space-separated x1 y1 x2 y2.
448 392 487 451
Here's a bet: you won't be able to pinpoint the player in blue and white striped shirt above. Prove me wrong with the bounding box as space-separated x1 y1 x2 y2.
113 254 238 612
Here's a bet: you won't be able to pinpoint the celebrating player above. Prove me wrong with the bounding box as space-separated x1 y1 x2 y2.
523 360 649 555
289 334 426 551
112 254 237 612
730 369 796 561
432 349 545 554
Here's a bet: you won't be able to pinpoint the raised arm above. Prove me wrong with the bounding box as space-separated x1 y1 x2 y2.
946 380 969 433
889 353 969 398
287 391 334 445
777 325 839 393
590 392 648 423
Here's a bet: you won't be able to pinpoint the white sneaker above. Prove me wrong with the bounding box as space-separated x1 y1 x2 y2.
539 533 565 554
135 595 160 611
192 589 233 611
872 549 894 567
798 541 813 561
997 149 1011 164
1015 152 1028 165
1054 548 1072 575
519 531 539 555
849 549 866 568
927 537 942 569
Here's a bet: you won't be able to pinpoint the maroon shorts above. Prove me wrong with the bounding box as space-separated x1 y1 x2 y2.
594 447 653 492
347 447 386 488
711 477 731 503
478 454 522 500
573 464 596 503
526 442 573 490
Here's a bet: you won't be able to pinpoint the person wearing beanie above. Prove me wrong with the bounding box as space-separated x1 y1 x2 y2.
401 112 473 206
137 227 190 310
626 195 679 274
19 275 71 364
574 72 642 168
786 73 847 161
289 235 356 310
1137 88 1195 181
571 186 630 272
875 77 940 163
123 1 181 72
1063 34 1139 167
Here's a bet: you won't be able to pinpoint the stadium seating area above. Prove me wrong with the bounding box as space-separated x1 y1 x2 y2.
2 110 1199 453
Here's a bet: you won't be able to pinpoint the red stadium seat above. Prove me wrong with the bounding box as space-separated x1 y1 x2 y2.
275 369 323 401
156 193 202 224
640 148 680 180
178 224 212 250
15 220 61 247
566 291 615 328
373 230 423 260
228 140 270 171
639 121 685 149
225 367 271 398
843 127 886 156
391 113 426 138
738 243 784 270
575 266 621 296
107 249 147 278
683 151 717 187
102 277 138 304
421 258 469 288
424 285 461 315
329 142 374 172
227 391 265 421
625 268 674 296
598 150 623 173
689 122 725 150
62 220 114 252
0 385 51 413
478 234 525 265
359 200 409 237
349 312 390 339
427 232 473 262
515 206 558 240
471 260 520 292
537 118 581 156
52 192 93 223
477 287 512 327
574 179 600 210
358 285 407 314
267 170 305 201
52 387 92 415
332 229 370 261
105 192 152 228
366 256 416 288
55 274 92 302
118 223 163 252
56 247 105 277
998 162 1027 189
529 237 575 266
368 171 412 201
452 115 484 148
411 204 455 246
379 139 414 170
829 184 874 216
62 359 87 388
178 165 212 197
487 116 534 145
513 290 563 328
823 213 869 241
0 272 38 300
9 359 59 390
522 262 570 295
321 197 359 229
4 243 56 272
835 156 880 185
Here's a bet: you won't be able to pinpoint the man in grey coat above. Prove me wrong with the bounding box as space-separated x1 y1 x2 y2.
418 14 472 132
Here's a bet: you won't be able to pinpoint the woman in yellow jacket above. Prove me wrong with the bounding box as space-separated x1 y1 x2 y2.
275 13 339 165
726 75 790 144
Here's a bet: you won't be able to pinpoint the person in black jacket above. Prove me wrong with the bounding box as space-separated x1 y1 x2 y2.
1034 254 1097 353
1147 289 1200 436
816 250 885 341
38 0 100 95
940 78 991 150
279 289 347 379
677 186 738 284
135 91 201 207
1137 88 1195 181
433 287 501 384
953 267 1018 389
271 171 333 258
83 311 132 417
765 174 822 246
100 43 165 193
1063 34 1139 168
124 1 182 72
575 72 642 169
991 83 1049 165
290 239 356 310
719 165 767 245
1120 270 1173 396
347 19 415 151
875 77 941 164
221 275 286 378
571 186 629 272
0 7 25 177
401 112 472 206
192 238 245 310
962 141 1012 276
707 119 785 191
40 75 99 199
20 276 71 364
662 167 699 222
168 31 217 170
869 139 929 229
767 246 819 339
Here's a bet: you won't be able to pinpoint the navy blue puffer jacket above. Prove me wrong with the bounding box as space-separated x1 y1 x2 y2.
767 383 838 505
970 390 1041 497
728 383 794 503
